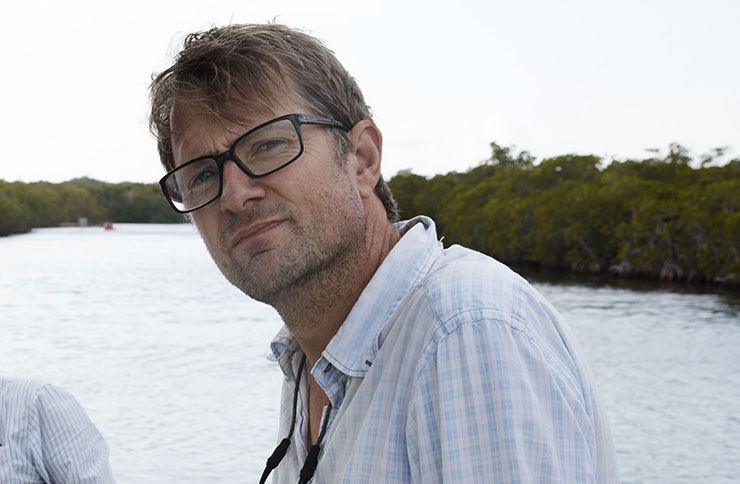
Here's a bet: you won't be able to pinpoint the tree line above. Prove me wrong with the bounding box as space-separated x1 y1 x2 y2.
387 143 739 286
0 177 183 235
2 143 738 285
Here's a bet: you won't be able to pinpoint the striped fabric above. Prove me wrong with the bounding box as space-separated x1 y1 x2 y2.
269 216 618 483
0 379 115 484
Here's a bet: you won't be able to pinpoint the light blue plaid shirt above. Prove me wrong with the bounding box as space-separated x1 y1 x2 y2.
0 379 115 484
270 217 618 483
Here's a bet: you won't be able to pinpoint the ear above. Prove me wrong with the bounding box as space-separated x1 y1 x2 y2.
347 120 383 199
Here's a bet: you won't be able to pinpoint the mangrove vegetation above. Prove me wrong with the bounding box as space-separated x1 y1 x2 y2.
388 142 739 285
0 177 183 236
1 142 738 285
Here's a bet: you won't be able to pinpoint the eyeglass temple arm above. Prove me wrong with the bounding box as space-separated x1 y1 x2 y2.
296 114 347 131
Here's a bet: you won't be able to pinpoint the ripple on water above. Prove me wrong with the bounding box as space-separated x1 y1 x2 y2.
1 225 738 483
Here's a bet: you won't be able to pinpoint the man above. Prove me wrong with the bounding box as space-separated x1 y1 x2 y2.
0 378 116 484
149 23 618 483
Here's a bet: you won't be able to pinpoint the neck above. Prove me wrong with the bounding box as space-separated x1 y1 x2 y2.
275 214 400 367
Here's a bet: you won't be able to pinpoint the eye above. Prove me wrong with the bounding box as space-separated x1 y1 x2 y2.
254 138 287 154
189 169 218 189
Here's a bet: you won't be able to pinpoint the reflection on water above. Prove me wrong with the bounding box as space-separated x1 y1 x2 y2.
1 225 739 483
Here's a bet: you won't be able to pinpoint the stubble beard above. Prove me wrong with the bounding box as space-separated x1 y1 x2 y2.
230 219 365 308
218 188 367 316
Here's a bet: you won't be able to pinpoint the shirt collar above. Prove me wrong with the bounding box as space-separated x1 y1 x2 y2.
269 325 301 378
269 216 442 378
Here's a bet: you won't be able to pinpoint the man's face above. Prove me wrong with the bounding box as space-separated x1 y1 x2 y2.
170 100 367 305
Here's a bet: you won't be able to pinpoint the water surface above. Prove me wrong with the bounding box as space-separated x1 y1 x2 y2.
1 225 738 483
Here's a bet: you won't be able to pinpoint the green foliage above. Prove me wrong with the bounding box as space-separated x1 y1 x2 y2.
388 143 740 285
0 179 184 235
388 170 428 220
0 181 33 236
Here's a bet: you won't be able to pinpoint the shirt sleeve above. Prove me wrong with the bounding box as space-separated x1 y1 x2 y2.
29 384 116 484
406 316 599 483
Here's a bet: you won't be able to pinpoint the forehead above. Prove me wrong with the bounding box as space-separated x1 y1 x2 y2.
170 82 309 133
170 101 273 138
169 97 307 161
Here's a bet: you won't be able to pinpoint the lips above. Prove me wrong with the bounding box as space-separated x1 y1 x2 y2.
228 219 285 249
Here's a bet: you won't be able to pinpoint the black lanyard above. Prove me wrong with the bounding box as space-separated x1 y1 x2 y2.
259 355 332 484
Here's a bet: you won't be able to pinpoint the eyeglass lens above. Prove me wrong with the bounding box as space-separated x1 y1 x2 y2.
164 118 302 212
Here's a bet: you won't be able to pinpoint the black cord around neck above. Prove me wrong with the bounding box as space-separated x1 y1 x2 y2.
298 400 333 484
258 355 332 484
258 355 306 484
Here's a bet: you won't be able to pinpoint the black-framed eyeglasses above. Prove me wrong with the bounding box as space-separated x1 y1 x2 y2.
159 113 347 213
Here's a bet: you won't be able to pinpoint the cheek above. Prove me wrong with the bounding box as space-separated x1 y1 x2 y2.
191 211 223 254
316 171 364 225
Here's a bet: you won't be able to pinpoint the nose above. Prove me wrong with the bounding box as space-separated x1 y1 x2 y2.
219 160 266 212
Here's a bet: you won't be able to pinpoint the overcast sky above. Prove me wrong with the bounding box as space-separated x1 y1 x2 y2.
1 0 738 184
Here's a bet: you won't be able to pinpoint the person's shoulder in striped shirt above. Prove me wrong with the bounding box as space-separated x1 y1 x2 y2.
0 378 115 484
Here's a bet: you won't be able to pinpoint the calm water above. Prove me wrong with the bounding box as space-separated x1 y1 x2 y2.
1 224 738 483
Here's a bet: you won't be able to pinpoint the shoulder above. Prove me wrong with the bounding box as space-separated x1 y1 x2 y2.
0 378 46 417
404 245 584 381
1 377 45 398
1 378 96 432
1 379 90 439
419 244 549 330
0 379 114 483
1 378 79 412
